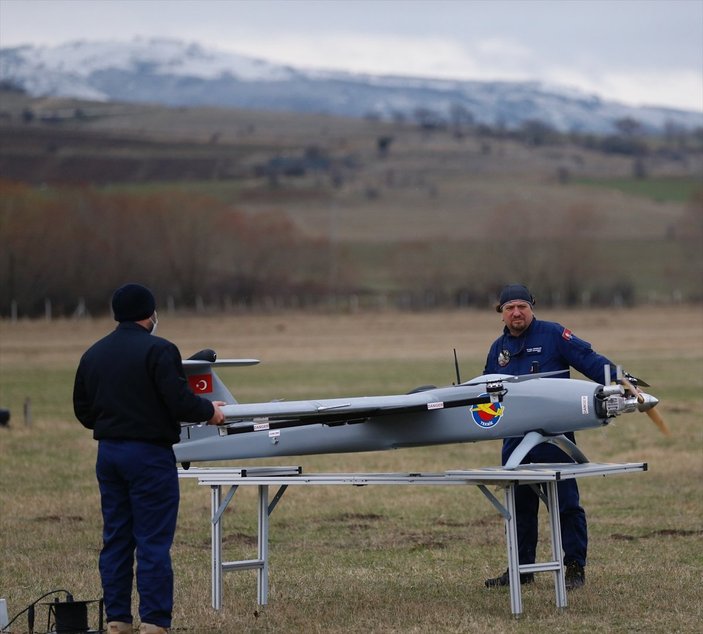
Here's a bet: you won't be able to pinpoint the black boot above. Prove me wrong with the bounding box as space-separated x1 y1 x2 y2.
565 561 585 589
485 568 534 587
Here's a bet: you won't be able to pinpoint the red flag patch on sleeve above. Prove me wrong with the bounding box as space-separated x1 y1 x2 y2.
188 373 213 394
562 328 573 341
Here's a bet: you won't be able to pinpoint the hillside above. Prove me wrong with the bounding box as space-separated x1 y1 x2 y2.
2 39 702 134
1 90 702 313
1 90 699 238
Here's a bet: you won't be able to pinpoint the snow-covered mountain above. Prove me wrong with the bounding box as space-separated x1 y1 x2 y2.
1 38 701 134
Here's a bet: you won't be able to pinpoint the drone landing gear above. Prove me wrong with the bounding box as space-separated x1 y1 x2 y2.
505 430 589 470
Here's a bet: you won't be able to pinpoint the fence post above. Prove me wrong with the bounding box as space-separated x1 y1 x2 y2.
24 397 32 426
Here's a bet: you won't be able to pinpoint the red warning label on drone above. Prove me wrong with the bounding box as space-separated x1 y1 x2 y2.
188 373 213 394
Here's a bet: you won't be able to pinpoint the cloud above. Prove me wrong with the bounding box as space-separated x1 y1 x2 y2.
474 37 535 65
542 65 703 111
219 31 702 111
595 69 703 111
219 31 548 84
222 32 472 78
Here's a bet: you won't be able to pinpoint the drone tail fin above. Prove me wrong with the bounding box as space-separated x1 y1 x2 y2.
182 350 260 405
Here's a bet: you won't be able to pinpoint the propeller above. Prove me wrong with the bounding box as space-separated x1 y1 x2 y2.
620 375 671 436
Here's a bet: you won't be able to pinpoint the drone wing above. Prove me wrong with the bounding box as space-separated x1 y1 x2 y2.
182 358 260 368
218 383 500 434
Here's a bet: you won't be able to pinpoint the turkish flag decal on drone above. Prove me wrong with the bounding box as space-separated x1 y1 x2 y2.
188 373 213 394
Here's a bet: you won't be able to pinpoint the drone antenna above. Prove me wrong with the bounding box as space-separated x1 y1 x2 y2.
453 348 462 385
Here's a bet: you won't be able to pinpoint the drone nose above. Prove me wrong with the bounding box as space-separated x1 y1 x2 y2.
635 392 659 412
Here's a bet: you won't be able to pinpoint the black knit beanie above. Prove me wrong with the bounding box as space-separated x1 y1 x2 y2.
112 283 156 322
495 284 535 313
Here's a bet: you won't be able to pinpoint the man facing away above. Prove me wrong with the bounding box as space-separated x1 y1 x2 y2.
483 283 623 590
73 283 226 634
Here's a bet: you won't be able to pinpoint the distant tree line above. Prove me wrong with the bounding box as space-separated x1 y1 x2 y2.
390 106 703 159
0 181 335 317
2 180 701 318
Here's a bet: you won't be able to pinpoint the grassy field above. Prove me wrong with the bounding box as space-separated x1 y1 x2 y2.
575 176 703 203
1 307 701 633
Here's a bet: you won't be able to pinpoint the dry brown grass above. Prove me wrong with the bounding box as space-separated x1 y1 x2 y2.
1 307 702 633
3 305 699 368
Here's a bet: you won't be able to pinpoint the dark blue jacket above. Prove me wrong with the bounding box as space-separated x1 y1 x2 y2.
484 317 616 461
73 321 214 445
484 317 615 383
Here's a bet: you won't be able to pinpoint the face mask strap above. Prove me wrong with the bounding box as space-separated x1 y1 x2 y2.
149 312 158 335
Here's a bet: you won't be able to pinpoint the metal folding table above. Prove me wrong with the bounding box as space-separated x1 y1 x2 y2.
179 461 646 616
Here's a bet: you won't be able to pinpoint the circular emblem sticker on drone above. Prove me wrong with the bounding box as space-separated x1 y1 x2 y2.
470 397 505 428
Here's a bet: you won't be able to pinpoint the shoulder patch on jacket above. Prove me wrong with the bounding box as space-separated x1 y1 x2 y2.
562 328 573 341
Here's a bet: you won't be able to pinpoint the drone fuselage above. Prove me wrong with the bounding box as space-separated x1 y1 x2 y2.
175 374 613 464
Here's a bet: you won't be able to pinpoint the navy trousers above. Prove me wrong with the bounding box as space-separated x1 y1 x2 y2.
502 436 588 567
96 440 179 627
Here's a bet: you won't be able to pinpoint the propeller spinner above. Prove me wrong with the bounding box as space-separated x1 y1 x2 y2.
620 375 671 436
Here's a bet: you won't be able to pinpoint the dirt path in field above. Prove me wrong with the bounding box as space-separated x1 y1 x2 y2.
2 306 701 368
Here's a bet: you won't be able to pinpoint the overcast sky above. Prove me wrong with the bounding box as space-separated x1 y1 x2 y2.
1 0 702 111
